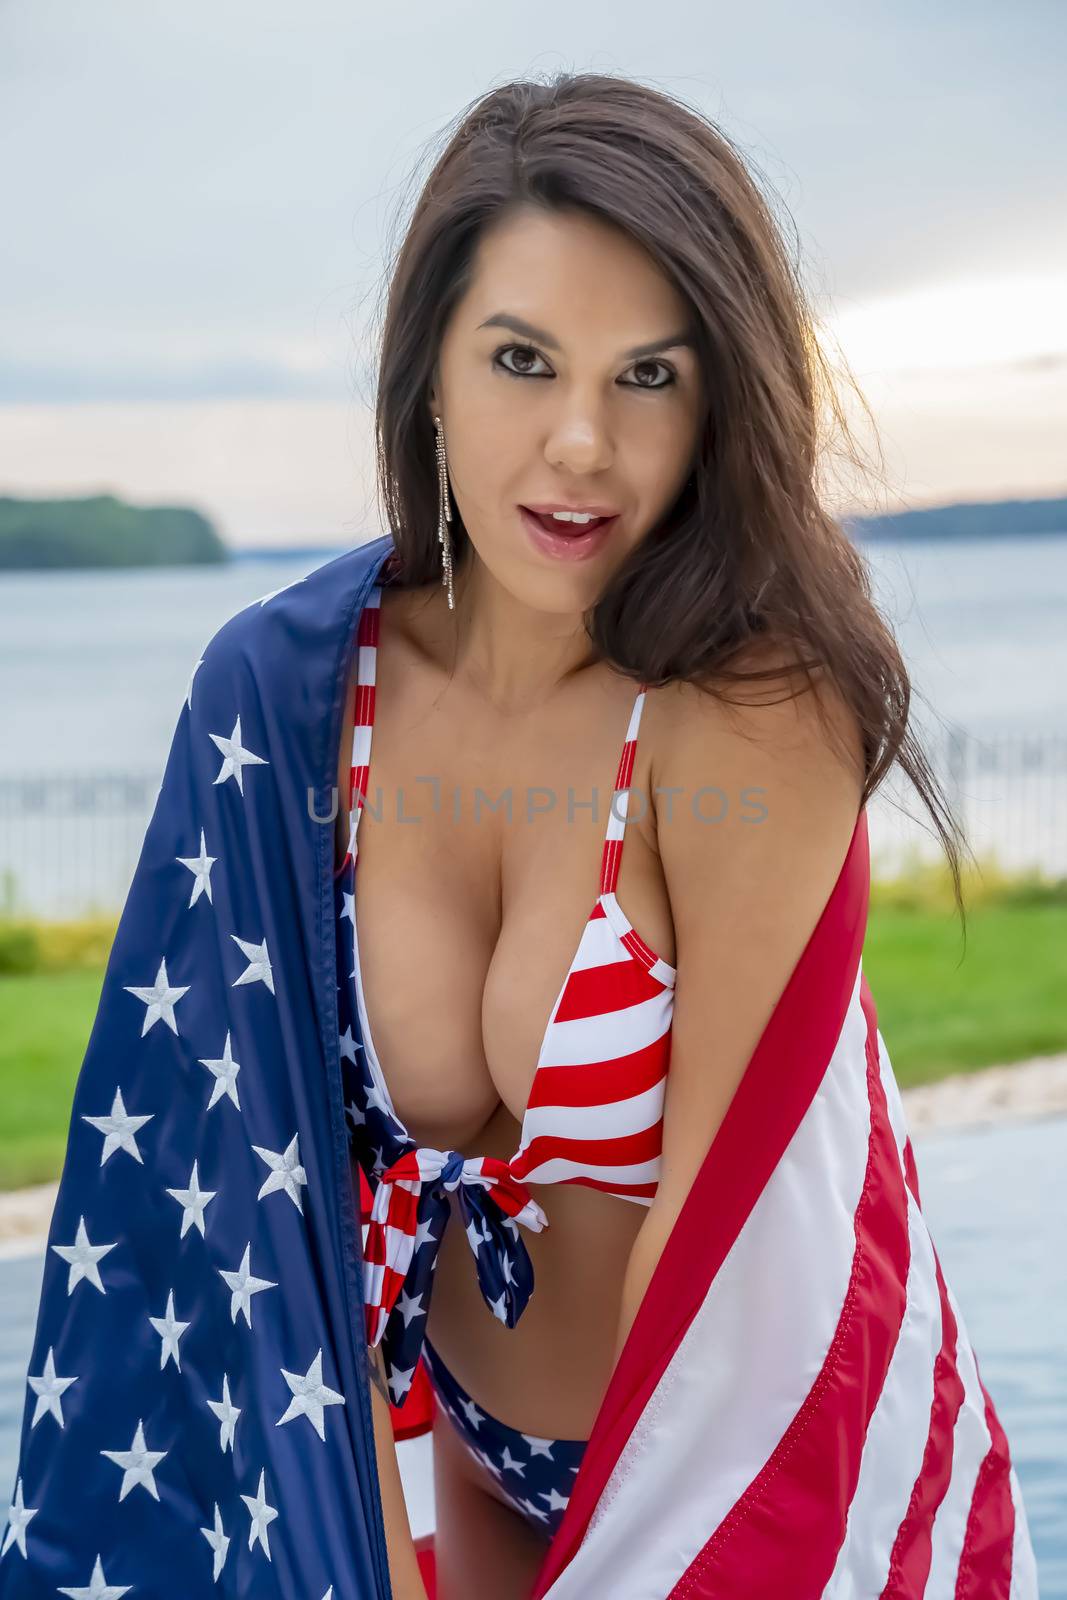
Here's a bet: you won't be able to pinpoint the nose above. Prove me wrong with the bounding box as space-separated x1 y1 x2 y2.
545 403 616 477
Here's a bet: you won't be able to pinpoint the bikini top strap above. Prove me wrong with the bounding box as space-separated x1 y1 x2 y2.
347 585 383 857
598 682 648 896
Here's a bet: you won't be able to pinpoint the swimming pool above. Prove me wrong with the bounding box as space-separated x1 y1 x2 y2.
2 1113 1064 1592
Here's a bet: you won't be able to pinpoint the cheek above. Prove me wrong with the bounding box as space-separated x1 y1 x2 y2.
628 428 692 515
448 421 514 511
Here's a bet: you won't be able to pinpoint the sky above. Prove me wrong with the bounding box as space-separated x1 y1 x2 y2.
1 0 1064 549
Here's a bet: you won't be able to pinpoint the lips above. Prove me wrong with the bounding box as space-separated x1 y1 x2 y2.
518 504 619 563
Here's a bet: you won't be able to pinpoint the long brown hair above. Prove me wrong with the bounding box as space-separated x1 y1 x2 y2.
369 71 972 931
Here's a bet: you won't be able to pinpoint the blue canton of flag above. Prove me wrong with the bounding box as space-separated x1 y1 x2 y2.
1 540 399 1597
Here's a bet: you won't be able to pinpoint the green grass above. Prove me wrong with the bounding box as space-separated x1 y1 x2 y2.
0 883 1065 1191
863 900 1067 1087
0 970 105 1189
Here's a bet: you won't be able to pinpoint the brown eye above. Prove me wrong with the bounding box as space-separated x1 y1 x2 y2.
629 359 675 390
493 345 550 378
492 344 676 390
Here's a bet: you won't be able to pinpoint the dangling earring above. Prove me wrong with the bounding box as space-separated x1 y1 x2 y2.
433 414 455 611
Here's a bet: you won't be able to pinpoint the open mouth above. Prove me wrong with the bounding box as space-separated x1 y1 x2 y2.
517 506 620 562
521 508 615 536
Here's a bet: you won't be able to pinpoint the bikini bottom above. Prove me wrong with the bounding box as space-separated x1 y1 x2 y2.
421 1335 588 1540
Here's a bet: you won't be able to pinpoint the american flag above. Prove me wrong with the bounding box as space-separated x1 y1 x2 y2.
0 545 397 1597
527 809 1040 1599
2 534 1040 1598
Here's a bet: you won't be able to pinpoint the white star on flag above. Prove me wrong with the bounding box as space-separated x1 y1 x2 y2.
458 1395 485 1430
184 656 203 712
1 1475 37 1558
148 1288 192 1370
81 1086 154 1166
207 1372 242 1452
339 1024 359 1063
231 933 274 992
240 1468 279 1560
176 828 217 906
27 1344 79 1428
517 1496 550 1522
488 1289 508 1322
123 957 190 1036
198 1030 242 1111
387 1362 416 1404
165 1157 218 1238
472 1444 504 1479
199 1502 231 1582
252 1133 307 1211
465 1215 490 1254
219 1242 278 1327
499 1445 526 1477
51 1216 118 1295
99 1417 168 1501
395 1287 426 1328
413 1215 438 1251
521 1433 556 1458
539 1485 571 1511
255 575 306 606
56 1554 132 1599
209 714 268 794
275 1348 346 1441
363 1080 393 1119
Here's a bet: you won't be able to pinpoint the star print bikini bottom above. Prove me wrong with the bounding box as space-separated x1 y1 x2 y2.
420 1336 587 1539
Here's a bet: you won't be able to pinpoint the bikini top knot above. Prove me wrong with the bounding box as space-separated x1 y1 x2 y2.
361 1144 549 1351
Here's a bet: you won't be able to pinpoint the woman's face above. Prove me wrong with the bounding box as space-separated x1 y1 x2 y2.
428 204 704 614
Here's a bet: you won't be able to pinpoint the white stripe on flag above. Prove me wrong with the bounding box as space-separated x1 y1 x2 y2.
924 1280 992 1593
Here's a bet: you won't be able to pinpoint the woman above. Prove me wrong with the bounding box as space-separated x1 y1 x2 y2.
329 72 1036 1600
1 72 1037 1600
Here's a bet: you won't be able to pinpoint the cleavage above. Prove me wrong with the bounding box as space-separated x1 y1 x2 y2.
351 804 608 1155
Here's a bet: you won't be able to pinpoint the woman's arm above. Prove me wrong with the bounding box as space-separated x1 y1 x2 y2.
612 658 866 1365
367 1342 430 1600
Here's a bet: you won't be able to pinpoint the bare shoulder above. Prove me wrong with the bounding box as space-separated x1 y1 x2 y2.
630 642 870 1249
645 636 866 825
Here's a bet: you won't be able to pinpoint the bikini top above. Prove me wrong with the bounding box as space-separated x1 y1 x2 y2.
334 580 676 1399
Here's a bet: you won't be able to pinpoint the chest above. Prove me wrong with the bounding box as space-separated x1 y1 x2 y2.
334 628 676 1162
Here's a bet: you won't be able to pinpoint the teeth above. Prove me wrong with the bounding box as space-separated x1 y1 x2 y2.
549 511 600 524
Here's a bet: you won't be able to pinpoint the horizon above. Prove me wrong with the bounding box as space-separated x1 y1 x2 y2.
2 4 1063 550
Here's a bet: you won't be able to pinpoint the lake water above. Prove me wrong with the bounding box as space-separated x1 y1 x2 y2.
1 533 1065 771
0 533 1065 912
2 1112 1064 1591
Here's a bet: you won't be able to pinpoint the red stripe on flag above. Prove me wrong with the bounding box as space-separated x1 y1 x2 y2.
955 1369 1018 1599
563 1174 658 1201
902 1134 922 1208
525 1038 669 1109
513 1120 664 1173
552 951 667 1022
879 1247 965 1596
358 596 380 648
668 972 910 1597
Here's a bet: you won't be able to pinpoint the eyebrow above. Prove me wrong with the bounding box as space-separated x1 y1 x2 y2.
476 312 697 362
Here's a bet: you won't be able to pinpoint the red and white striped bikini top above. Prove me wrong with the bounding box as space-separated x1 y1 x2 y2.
343 582 676 1211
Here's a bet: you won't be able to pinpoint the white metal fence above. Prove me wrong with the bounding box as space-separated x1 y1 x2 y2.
0 723 1065 920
